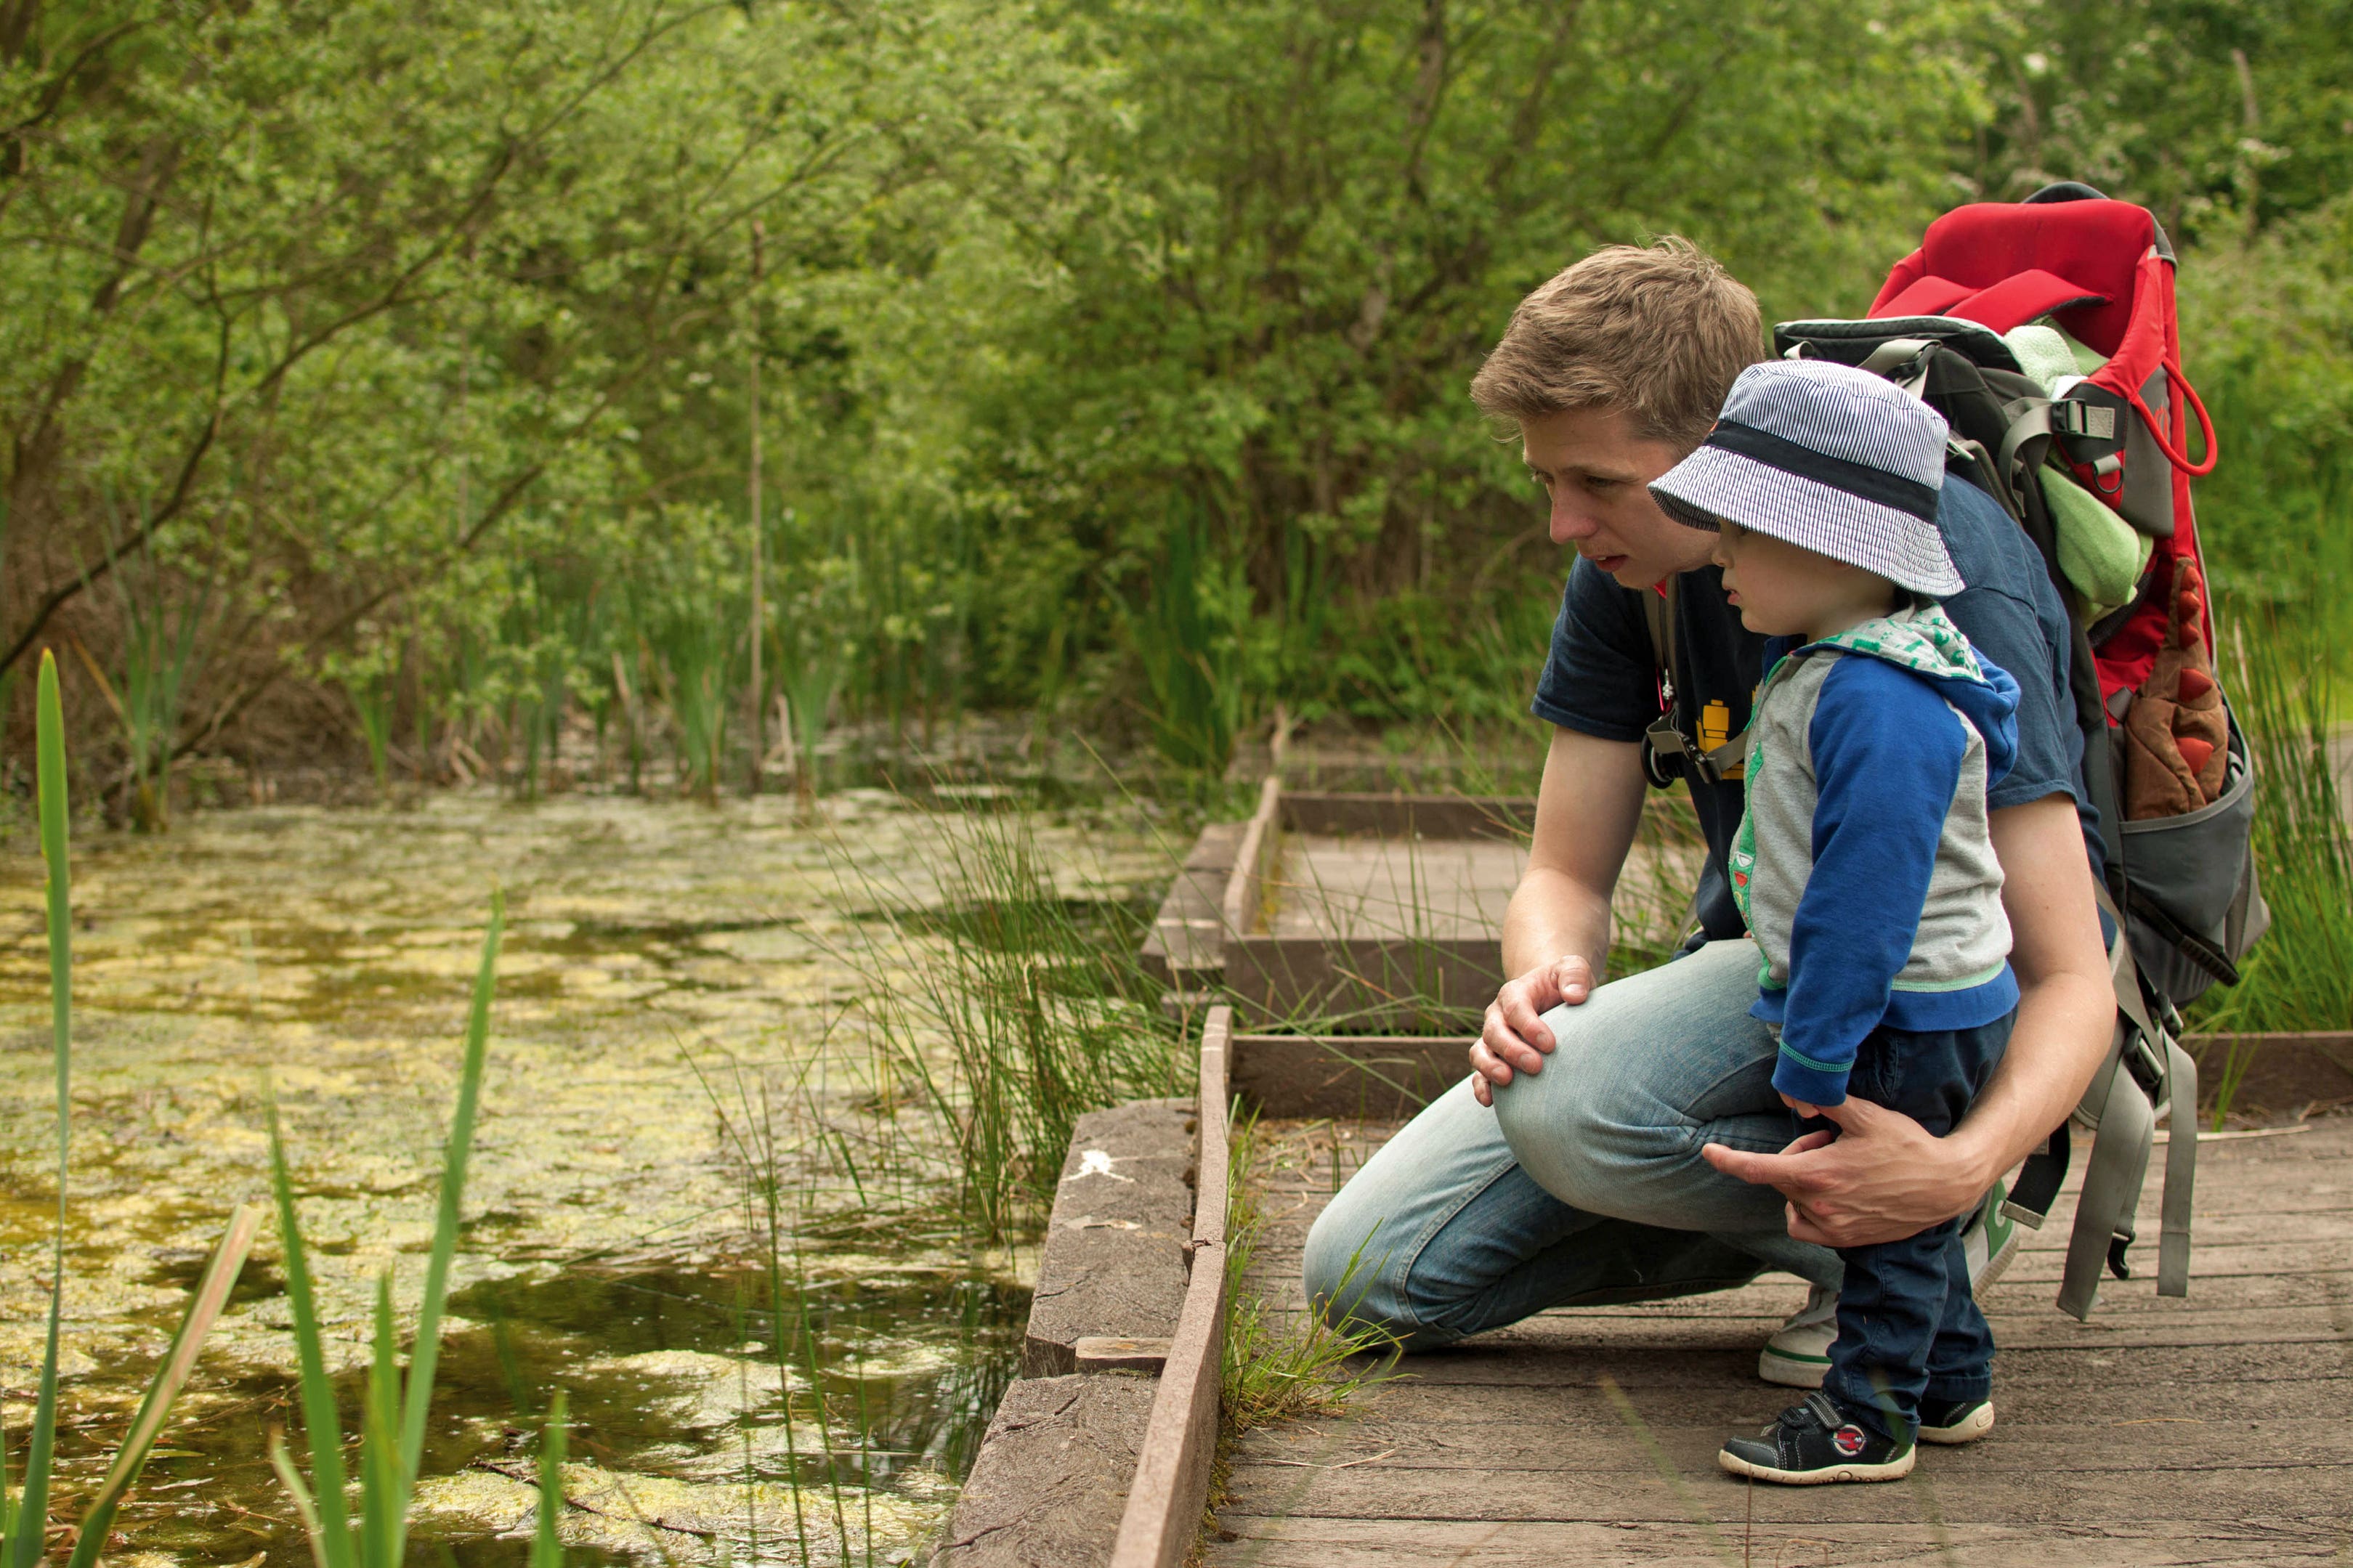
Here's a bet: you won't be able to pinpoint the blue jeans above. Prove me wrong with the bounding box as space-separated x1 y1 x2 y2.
1819 1015 2012 1439
1304 940 1842 1352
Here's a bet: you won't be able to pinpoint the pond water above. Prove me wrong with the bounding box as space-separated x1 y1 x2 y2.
0 787 1175 1565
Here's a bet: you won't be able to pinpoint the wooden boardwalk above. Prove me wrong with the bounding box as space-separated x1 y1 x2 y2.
1208 1113 2353 1567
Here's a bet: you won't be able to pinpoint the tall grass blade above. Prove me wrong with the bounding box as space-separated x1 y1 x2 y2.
64 1204 261 1568
267 1099 358 1568
365 1280 406 1565
7 651 73 1568
400 889 506 1477
267 1435 333 1568
533 1391 569 1568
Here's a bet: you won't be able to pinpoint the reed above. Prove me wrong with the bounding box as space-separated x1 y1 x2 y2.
343 673 394 795
0 651 261 1566
265 893 570 1563
1120 507 1248 778
2193 609 2353 1118
694 1053 899 1567
646 600 734 802
103 519 207 831
779 628 842 810
835 795 1183 1243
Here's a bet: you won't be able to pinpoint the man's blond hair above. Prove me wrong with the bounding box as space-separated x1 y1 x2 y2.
1469 237 1762 452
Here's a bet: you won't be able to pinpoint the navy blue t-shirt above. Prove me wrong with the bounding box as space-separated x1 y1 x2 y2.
1530 475 2099 941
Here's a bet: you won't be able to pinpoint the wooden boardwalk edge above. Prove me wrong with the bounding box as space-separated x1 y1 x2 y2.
1218 777 1282 943
1225 1030 2353 1120
1111 1007 1234 1568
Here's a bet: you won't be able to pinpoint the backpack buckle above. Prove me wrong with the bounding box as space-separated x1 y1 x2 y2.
2122 1023 2168 1100
2054 400 2118 440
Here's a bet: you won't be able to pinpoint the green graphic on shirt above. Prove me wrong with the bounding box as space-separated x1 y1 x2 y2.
1726 602 1984 948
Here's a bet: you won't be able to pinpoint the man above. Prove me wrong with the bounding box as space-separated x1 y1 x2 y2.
1302 239 2115 1387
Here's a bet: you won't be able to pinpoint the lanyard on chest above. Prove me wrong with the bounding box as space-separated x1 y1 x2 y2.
1639 574 1751 787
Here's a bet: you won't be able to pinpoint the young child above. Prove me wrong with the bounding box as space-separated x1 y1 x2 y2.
1648 359 2022 1484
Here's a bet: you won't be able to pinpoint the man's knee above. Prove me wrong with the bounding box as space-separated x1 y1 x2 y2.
1490 1054 1686 1211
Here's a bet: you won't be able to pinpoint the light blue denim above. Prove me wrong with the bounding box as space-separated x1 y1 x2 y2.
1303 938 1842 1351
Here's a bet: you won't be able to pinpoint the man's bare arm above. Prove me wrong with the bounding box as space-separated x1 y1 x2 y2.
1702 792 2113 1246
1470 727 1648 1106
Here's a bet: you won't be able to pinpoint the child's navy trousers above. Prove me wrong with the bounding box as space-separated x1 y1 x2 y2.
1818 1012 2017 1441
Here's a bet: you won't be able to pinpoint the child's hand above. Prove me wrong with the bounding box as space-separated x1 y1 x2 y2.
1780 1092 1823 1118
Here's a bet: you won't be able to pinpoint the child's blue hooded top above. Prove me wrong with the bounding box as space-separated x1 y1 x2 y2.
1730 602 2022 1107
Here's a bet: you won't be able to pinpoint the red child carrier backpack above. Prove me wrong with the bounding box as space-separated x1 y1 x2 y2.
1774 182 2267 1320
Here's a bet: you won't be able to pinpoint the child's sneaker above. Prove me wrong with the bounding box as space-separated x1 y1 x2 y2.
1718 1392 1915 1484
1917 1394 1995 1445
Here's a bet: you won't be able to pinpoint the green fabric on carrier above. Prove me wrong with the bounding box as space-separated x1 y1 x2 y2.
2042 466 2152 618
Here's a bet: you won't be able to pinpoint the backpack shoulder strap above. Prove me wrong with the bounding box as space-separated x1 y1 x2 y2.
1638 577 1750 784
1642 578 1674 683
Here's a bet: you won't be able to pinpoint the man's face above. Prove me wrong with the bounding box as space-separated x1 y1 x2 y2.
1520 406 1715 590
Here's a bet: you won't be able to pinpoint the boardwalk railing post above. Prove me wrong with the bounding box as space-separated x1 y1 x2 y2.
1109 1006 1232 1568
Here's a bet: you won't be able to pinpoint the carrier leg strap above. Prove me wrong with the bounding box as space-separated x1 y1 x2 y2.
2060 1049 2154 1322
2158 1038 2197 1298
2003 1121 2069 1229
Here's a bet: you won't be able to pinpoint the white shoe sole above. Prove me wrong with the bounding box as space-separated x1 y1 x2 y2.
1717 1445 1916 1484
1972 1222 2021 1296
1757 1345 1831 1389
1919 1400 1996 1445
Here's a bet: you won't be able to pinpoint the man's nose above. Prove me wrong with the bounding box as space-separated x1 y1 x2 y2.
1549 495 1597 546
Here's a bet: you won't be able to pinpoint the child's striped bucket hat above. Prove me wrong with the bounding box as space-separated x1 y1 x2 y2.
1648 359 1967 598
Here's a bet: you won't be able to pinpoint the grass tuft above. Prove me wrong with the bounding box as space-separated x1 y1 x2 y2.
837 796 1186 1243
1218 1110 1397 1436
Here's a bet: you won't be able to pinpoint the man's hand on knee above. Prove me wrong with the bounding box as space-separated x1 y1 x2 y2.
1699 1097 1980 1247
1470 954 1595 1108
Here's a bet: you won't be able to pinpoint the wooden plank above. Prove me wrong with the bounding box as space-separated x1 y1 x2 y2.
1139 821 1246 986
1205 1109 2353 1563
1224 1033 2353 1117
1223 935 1498 1032
1219 777 1283 942
1208 1516 2349 1567
1278 792 1536 841
1022 1100 1196 1377
1219 1410 2353 1469
1279 1366 2352 1426
935 1374 1159 1567
1229 1034 1468 1119
1268 835 1526 942
2184 1031 2353 1111
1076 1336 1173 1374
1214 1453 2353 1524
1110 1006 1233 1568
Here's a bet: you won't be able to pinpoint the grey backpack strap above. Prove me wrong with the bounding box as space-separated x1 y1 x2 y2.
1858 336 1937 394
2057 885 2196 1320
2158 1033 2198 1297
